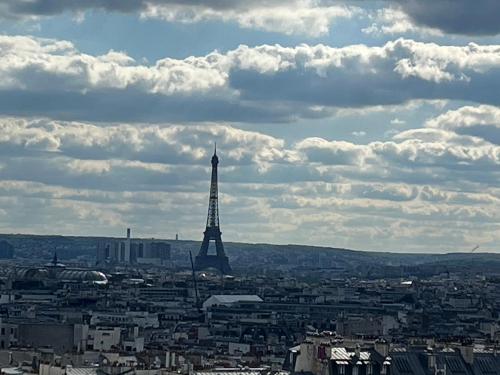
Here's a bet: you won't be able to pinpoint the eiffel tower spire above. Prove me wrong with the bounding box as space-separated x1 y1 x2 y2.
194 144 232 274
206 143 220 229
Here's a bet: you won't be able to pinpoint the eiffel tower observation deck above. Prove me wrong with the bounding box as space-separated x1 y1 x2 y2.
194 145 232 274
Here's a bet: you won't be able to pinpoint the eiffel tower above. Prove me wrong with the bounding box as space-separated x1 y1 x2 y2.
194 145 232 274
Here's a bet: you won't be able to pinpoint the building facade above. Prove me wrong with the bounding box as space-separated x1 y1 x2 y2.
96 229 171 266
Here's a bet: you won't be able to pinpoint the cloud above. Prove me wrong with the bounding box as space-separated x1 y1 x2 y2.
352 131 366 137
3 1 500 38
1 111 498 192
357 184 418 202
425 105 500 145
0 36 228 95
0 117 295 167
4 36 500 123
296 125 500 188
0 109 499 251
0 113 498 237
394 0 500 36
142 1 357 37
295 138 369 166
390 118 406 126
1 4 499 252
363 1 500 37
0 0 357 37
362 7 442 37
297 128 500 172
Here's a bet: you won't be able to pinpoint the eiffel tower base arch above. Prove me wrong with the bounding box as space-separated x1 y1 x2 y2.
194 254 232 274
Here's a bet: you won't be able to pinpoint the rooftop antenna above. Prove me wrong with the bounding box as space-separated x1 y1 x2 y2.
470 245 479 253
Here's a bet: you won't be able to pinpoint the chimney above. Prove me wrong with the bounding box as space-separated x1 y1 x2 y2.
355 343 361 358
375 339 389 357
381 359 390 375
427 347 436 370
165 351 171 369
127 228 131 239
459 343 474 365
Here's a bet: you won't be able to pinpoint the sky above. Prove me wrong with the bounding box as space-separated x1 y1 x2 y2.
0 0 499 253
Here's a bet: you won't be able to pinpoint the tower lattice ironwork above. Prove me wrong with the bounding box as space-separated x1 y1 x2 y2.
194 145 232 274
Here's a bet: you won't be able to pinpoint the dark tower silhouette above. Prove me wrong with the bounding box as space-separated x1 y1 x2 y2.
52 251 58 266
194 145 232 274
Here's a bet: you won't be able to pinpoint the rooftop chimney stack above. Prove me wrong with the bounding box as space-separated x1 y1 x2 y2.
354 344 361 358
459 342 474 365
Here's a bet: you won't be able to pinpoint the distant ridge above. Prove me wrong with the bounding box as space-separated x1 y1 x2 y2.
0 233 498 278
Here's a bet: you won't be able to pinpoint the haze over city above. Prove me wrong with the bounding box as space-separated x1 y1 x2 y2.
0 0 499 253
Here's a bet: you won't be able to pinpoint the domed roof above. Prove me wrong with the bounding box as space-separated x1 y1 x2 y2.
57 269 108 284
11 267 50 280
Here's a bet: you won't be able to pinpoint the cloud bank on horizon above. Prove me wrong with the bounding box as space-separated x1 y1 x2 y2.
0 0 498 252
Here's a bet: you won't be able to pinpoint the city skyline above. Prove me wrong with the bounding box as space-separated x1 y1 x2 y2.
0 1 499 252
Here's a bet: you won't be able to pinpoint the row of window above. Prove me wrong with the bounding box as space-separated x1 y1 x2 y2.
0 327 15 335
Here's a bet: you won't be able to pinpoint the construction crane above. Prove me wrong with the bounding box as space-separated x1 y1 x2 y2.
189 251 200 309
470 245 479 253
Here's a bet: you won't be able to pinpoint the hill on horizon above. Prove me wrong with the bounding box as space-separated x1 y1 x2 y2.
0 232 498 278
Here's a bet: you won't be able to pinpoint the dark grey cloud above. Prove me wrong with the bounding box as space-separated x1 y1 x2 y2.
0 90 302 124
396 0 500 36
0 0 283 16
